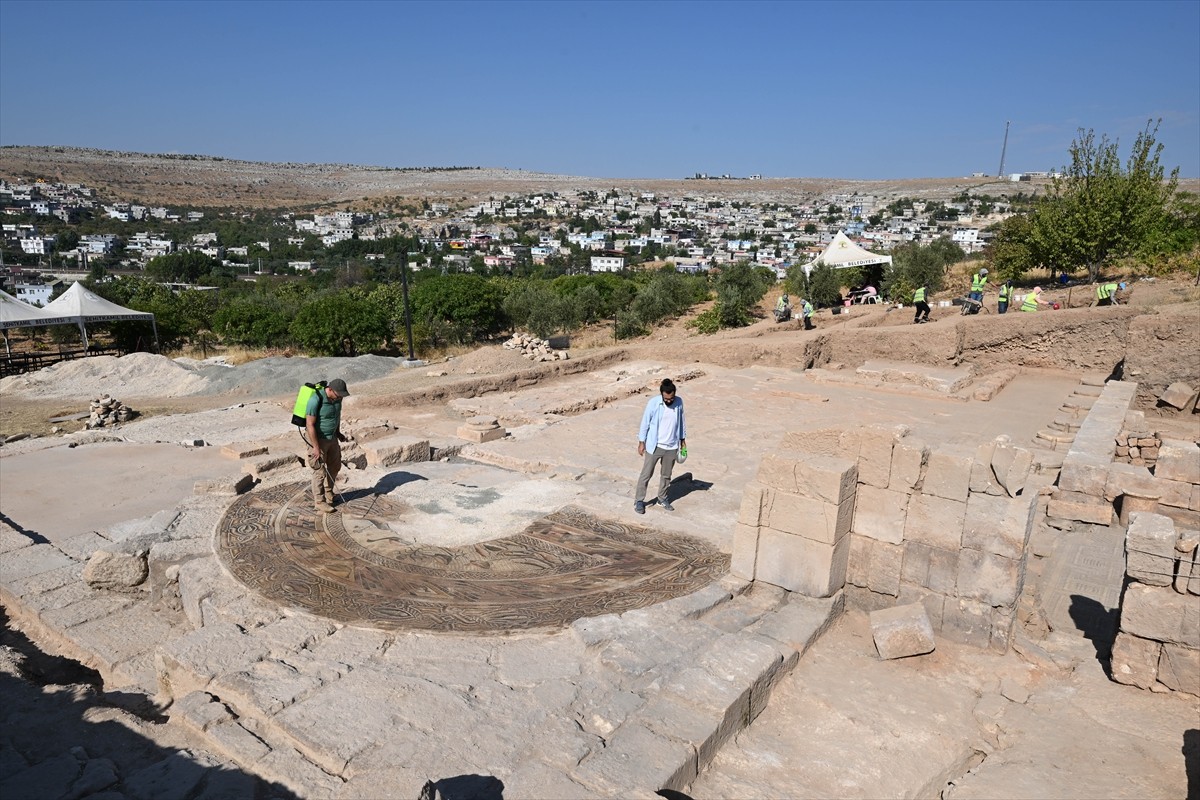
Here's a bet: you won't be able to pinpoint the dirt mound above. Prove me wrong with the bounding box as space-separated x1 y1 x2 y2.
0 352 208 400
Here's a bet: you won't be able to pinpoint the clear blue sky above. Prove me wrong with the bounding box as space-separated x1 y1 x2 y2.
2 0 1197 179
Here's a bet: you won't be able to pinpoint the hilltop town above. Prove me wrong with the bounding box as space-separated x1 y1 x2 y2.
0 145 1058 290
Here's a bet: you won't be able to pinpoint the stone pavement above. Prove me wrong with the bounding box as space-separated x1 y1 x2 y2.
0 360 1086 797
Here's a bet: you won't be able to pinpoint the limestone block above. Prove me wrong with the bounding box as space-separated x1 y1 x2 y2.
963 492 1034 560
866 540 903 597
209 658 325 717
846 534 870 587
737 483 768 527
767 491 853 544
364 435 431 466
1046 490 1113 525
457 417 506 443
245 453 301 479
730 523 760 580
82 549 148 589
1119 582 1200 647
1157 505 1200 532
0 543 76 584
970 439 1002 495
889 436 927 492
1104 463 1191 508
1126 512 1178 587
1059 459 1109 498
870 603 936 659
572 721 696 795
792 453 858 504
896 582 946 631
154 622 270 701
956 549 1021 608
1156 439 1200 484
193 474 255 496
1159 382 1198 411
751 594 841 657
941 597 993 649
221 444 268 459
1110 632 1161 689
858 426 905 489
852 485 908 544
1157 643 1200 696
922 450 972 503
756 453 798 493
991 444 1033 498
754 528 849 597
904 494 966 551
697 633 785 722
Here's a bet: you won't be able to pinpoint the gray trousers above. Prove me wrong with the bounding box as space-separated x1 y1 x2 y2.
636 446 678 503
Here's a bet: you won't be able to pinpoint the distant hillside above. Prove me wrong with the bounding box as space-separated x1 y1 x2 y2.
0 145 1072 210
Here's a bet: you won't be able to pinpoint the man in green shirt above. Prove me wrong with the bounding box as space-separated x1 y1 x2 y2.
306 378 349 513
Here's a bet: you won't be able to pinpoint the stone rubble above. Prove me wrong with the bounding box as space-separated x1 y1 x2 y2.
502 333 570 362
86 394 134 429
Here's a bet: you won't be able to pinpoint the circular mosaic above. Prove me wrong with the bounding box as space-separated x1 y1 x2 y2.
215 482 729 632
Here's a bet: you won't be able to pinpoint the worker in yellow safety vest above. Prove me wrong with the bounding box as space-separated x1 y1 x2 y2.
1093 281 1127 307
969 268 989 303
1021 286 1048 312
998 280 1013 314
912 285 930 324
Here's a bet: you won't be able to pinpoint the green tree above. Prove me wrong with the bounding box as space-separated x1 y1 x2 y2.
213 296 293 347
409 274 506 344
289 292 389 356
1026 120 1186 281
711 260 770 327
145 251 223 283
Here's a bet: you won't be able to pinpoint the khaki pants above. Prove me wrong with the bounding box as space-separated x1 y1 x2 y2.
308 436 341 505
636 446 678 504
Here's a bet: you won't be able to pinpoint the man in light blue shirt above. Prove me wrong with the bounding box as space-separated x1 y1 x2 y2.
635 378 687 513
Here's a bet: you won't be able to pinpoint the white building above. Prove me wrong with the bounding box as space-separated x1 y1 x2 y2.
15 283 52 306
590 255 625 272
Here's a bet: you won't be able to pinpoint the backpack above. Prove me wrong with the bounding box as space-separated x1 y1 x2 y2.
290 381 325 427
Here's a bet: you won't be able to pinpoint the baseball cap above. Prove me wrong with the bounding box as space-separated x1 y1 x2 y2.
327 378 350 396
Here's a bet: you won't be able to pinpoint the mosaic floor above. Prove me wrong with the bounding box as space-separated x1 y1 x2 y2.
216 482 729 632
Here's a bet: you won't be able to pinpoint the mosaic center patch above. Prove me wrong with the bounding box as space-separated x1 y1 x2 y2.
216 482 729 632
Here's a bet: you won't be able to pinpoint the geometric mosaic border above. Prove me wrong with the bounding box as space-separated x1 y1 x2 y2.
216 482 729 632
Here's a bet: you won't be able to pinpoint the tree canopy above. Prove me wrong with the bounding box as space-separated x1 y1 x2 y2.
986 120 1196 281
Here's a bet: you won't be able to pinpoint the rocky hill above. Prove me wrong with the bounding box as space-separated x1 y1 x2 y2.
1 145 1054 209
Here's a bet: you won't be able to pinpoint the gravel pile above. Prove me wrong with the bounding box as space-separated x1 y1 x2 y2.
0 353 402 401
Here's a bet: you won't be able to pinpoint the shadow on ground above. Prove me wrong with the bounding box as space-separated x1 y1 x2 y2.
0 608 298 799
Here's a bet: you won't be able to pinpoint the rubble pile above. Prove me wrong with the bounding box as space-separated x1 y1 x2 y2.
502 333 570 362
87 394 134 428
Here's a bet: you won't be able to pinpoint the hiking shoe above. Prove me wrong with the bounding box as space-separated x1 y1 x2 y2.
315 501 335 513
659 500 675 512
634 500 645 514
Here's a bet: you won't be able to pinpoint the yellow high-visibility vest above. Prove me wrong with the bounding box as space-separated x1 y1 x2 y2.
1021 294 1039 312
1097 283 1119 300
971 273 987 292
913 287 926 303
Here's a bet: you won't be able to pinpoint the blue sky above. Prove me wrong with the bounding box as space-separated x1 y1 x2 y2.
1 0 1197 179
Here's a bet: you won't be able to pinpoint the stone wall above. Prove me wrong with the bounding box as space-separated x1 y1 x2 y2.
1110 512 1200 696
732 424 1038 653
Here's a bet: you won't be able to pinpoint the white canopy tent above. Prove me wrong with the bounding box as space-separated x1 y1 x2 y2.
39 282 159 349
0 289 78 354
802 231 893 277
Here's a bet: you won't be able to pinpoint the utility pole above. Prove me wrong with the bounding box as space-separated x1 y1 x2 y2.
398 247 423 367
997 121 1011 178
